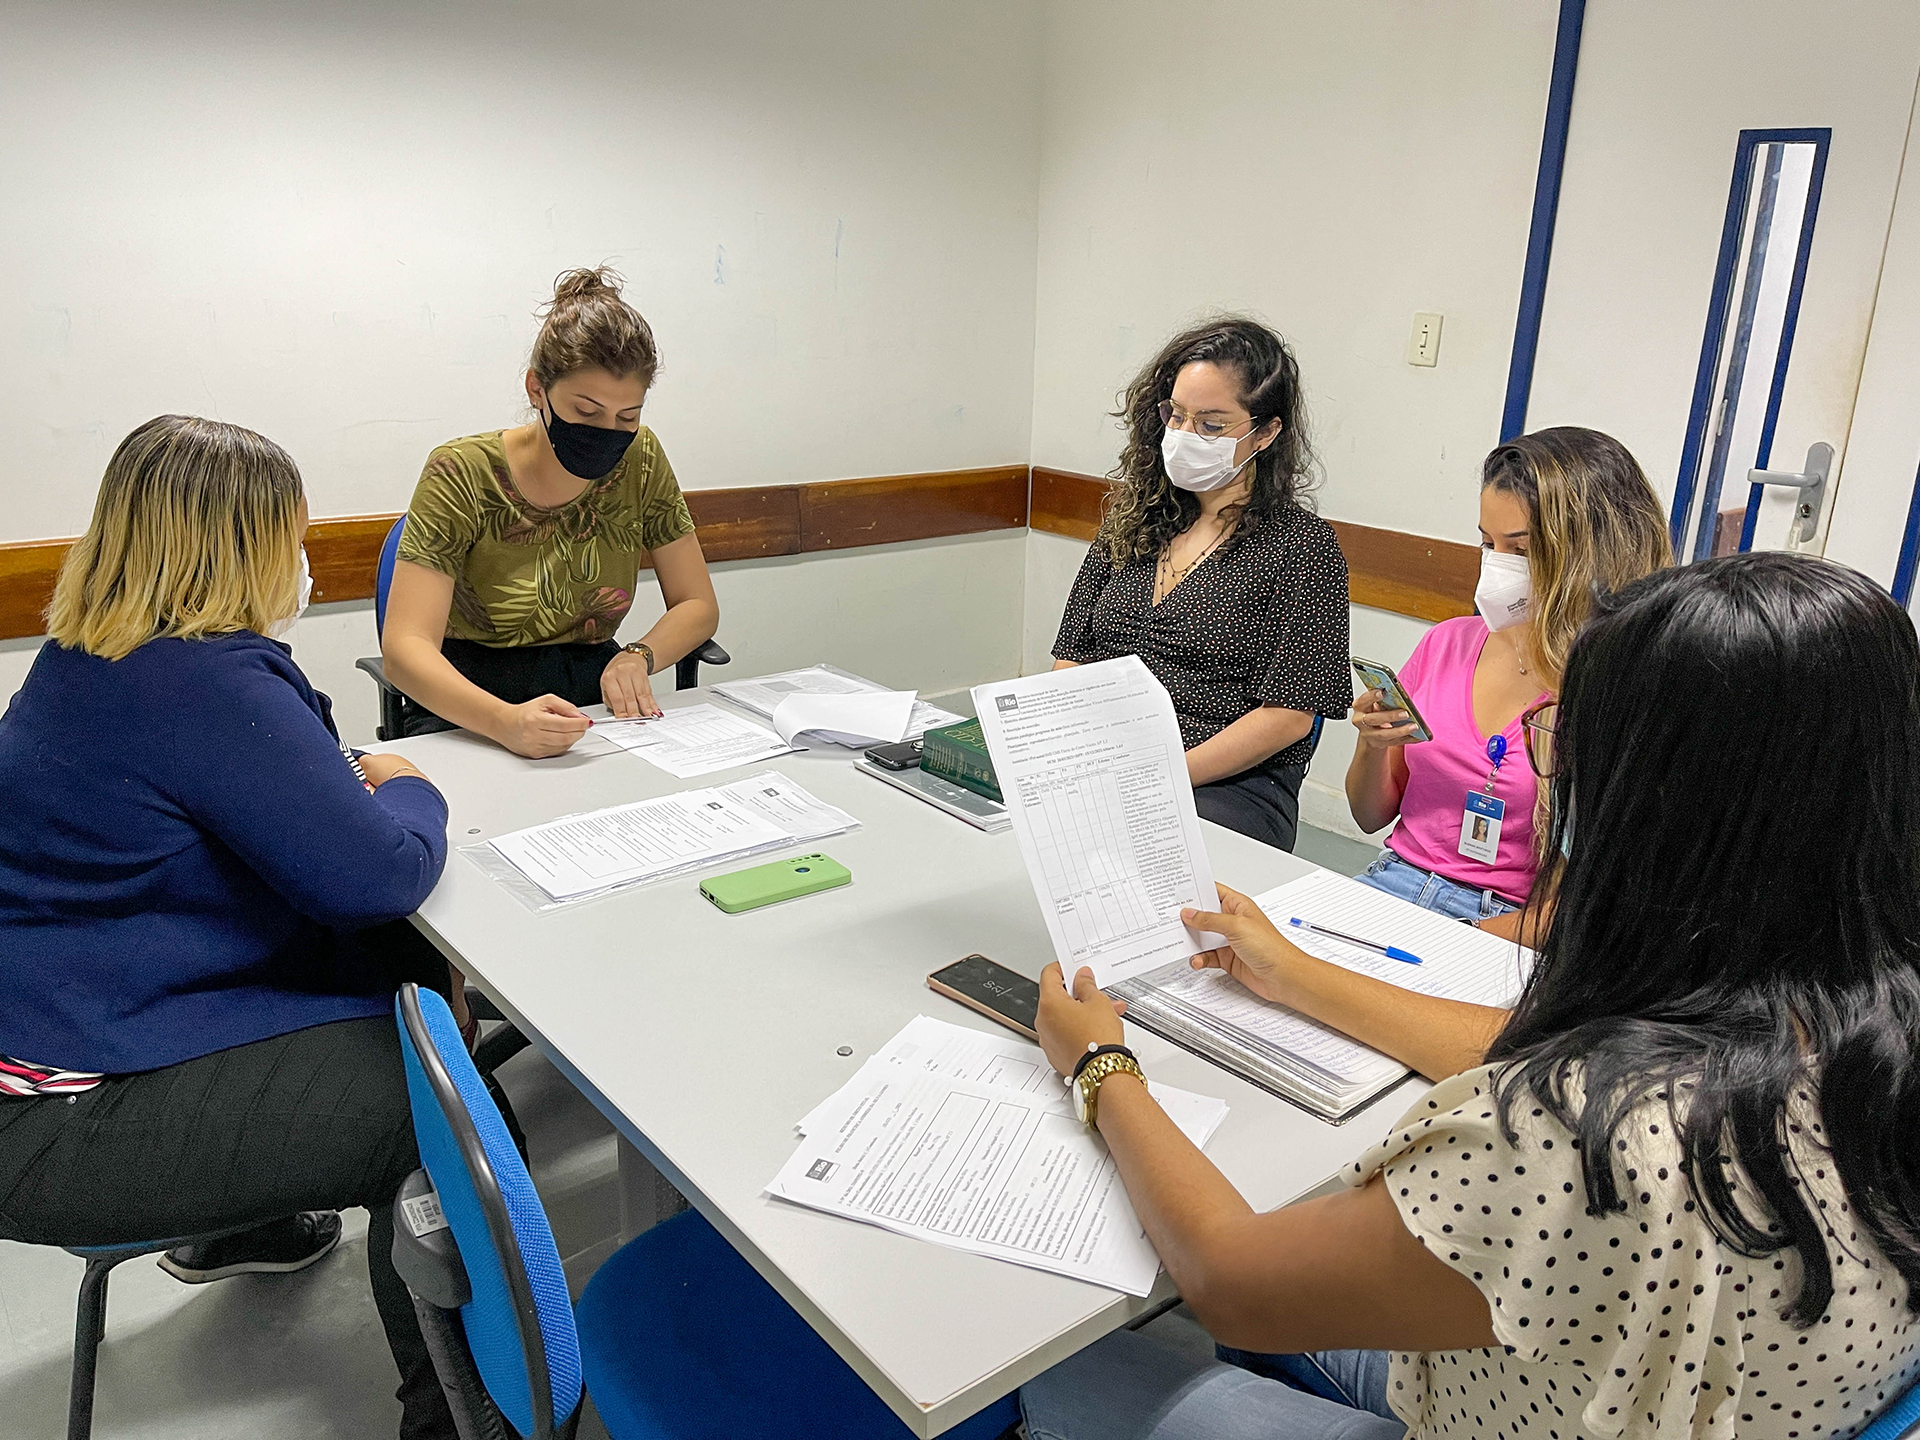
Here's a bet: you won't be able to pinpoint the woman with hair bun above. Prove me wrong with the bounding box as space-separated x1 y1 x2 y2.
383 266 720 757
1052 316 1352 852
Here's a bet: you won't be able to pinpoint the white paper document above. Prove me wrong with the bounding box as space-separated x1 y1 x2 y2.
795 1015 1229 1148
1252 870 1531 1008
768 1062 1166 1295
591 703 796 778
771 689 917 748
972 657 1225 988
713 665 962 739
489 790 794 901
710 771 861 844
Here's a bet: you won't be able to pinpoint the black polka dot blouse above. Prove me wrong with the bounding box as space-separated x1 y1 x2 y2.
1052 504 1352 773
1350 1066 1920 1439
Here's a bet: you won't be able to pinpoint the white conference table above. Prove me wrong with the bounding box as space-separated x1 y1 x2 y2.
389 689 1426 1437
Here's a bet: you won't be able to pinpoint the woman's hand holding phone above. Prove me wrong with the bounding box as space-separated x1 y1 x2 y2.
1352 686 1422 750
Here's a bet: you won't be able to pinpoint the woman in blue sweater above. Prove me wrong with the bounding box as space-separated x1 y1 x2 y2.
0 416 458 1440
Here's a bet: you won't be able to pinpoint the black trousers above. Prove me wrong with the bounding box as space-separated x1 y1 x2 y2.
1194 760 1309 852
401 636 620 738
0 924 458 1440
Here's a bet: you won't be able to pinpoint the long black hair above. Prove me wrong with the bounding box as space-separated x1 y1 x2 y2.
1101 315 1316 566
1489 552 1920 1326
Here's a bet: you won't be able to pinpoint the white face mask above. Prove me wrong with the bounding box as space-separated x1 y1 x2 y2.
1474 548 1532 632
269 547 313 640
1161 426 1256 493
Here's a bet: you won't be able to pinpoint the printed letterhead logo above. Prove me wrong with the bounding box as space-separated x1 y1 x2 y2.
806 1158 836 1182
996 695 1019 712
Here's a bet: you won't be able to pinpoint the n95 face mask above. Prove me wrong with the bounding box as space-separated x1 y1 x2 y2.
1161 427 1254 493
1474 548 1532 631
269 547 313 641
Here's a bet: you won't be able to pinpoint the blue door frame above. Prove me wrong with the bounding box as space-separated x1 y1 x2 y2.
1666 127 1831 557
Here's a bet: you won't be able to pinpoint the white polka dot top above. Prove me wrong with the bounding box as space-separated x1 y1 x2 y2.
1350 1065 1920 1439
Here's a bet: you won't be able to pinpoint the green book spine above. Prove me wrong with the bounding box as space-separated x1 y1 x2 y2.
919 718 1002 803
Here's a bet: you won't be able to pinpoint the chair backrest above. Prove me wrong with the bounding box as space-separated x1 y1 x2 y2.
1860 1371 1920 1439
373 516 406 641
395 984 582 1440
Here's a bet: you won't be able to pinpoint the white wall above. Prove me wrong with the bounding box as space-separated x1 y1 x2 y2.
1 0 1043 726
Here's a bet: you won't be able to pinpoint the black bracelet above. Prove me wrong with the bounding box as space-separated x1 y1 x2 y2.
1071 1043 1136 1083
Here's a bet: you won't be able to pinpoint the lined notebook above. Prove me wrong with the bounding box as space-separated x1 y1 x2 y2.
1108 869 1532 1123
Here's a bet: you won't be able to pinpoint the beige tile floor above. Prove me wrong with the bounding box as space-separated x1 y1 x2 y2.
0 823 1375 1439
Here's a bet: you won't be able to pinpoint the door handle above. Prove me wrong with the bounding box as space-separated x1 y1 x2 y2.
1746 442 1833 545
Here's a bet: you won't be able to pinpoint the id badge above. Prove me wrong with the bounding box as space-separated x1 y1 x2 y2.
1459 792 1505 863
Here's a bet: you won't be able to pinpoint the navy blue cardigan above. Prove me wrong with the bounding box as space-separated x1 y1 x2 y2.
0 633 449 1074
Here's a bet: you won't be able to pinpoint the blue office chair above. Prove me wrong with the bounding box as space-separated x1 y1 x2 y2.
391 983 1021 1440
357 517 731 743
1863 1377 1920 1440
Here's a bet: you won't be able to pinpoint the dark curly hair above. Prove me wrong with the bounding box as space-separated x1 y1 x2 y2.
1101 315 1316 567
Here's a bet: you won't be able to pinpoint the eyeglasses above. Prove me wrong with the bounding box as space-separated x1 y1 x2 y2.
1158 400 1255 439
1522 700 1557 778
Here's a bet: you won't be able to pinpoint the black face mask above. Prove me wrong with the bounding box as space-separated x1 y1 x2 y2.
542 400 639 480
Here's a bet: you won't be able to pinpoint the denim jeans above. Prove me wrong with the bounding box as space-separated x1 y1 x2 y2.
1355 851 1518 923
1020 1329 1405 1440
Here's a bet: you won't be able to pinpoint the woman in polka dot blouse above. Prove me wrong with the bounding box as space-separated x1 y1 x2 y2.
1052 316 1351 853
1021 552 1920 1440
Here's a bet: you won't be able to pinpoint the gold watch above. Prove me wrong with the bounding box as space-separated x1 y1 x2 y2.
1072 1046 1144 1129
621 641 656 675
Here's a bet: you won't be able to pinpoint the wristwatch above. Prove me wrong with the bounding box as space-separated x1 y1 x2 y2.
621 641 656 675
1072 1043 1144 1129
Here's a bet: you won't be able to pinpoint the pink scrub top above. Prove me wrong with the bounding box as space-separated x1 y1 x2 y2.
1384 616 1549 905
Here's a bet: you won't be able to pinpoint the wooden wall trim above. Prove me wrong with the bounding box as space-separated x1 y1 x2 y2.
0 466 1032 642
1 463 1479 640
1026 468 1478 623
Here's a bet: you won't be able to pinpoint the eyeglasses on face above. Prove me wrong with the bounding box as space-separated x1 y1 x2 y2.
1522 699 1557 778
1157 399 1255 439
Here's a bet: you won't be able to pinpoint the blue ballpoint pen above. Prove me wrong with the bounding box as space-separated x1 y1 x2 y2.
1287 917 1424 965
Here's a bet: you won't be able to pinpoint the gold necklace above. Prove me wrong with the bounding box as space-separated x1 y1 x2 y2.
1158 527 1227 599
1509 632 1530 675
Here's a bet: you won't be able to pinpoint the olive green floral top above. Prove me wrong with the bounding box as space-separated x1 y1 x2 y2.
398 429 695 647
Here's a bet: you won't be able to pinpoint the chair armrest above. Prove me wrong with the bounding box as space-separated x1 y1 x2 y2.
691 638 730 668
356 655 399 693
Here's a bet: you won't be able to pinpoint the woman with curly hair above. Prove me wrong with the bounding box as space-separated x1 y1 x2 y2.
383 266 720 757
1051 316 1351 850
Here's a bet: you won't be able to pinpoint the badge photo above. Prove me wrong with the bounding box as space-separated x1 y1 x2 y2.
1459 791 1505 863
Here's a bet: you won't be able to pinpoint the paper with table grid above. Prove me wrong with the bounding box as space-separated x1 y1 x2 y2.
971 657 1226 987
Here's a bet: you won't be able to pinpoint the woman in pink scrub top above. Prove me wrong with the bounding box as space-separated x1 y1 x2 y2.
1346 428 1670 927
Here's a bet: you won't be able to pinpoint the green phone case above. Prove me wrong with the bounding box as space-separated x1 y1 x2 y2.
699 853 851 913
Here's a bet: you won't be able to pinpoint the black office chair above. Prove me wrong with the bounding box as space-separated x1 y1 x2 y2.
354 516 731 743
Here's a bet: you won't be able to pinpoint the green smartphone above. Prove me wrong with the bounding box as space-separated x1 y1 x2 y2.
699 853 852 914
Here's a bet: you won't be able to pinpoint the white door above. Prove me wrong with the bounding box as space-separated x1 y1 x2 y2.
1522 2 1920 568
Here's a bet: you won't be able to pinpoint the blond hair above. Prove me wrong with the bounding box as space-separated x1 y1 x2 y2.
530 266 660 389
47 415 305 661
1484 427 1673 685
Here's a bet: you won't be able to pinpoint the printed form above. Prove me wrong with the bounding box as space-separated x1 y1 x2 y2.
972 657 1224 987
795 1015 1228 1148
590 703 796 778
768 1062 1165 1295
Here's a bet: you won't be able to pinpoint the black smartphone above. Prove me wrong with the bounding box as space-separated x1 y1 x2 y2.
926 954 1040 1040
864 738 924 771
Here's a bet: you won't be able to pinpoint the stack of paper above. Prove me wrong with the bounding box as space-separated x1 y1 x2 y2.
482 771 857 904
768 1015 1227 1296
591 704 796 779
1109 870 1533 1123
713 665 963 744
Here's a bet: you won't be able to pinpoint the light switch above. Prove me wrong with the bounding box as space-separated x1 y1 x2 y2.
1407 311 1443 367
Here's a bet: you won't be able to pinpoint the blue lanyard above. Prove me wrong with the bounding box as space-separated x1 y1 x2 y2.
1482 734 1507 794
